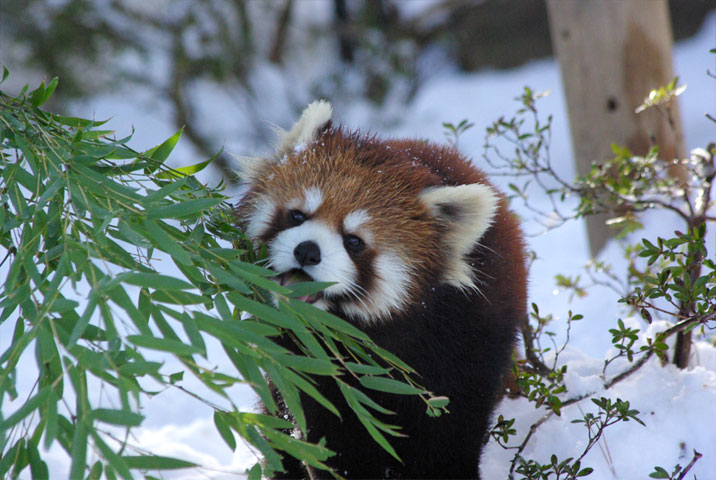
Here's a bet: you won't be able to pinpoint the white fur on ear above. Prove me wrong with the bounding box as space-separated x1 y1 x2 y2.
276 100 333 155
419 183 499 288
235 100 333 185
233 153 270 185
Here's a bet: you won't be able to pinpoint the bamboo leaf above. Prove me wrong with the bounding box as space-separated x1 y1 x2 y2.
146 197 224 219
142 219 192 265
358 376 426 395
122 455 198 470
126 335 203 356
143 129 183 171
213 412 237 451
69 420 89 480
92 409 144 427
119 272 194 290
0 388 50 432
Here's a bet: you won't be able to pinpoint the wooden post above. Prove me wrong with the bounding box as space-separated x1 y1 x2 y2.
547 0 692 369
546 0 686 256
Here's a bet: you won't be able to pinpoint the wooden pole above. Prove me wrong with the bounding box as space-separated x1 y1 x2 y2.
547 0 692 368
546 0 686 256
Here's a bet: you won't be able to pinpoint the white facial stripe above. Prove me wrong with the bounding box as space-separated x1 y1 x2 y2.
245 195 277 240
343 209 374 245
286 197 302 211
342 252 412 324
267 220 356 298
303 187 323 214
343 209 370 231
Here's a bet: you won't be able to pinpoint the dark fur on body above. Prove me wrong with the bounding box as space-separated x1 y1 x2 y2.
239 119 527 479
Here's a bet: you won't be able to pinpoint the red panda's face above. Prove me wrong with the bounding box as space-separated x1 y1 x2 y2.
236 101 499 324
241 147 441 323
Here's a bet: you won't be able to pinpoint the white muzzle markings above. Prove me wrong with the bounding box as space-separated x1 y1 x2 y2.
268 220 356 299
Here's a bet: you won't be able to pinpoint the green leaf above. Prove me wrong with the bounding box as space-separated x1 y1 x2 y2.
27 442 50 479
339 383 401 461
146 197 224 219
91 432 132 480
157 147 222 179
263 363 306 432
69 421 89 480
122 455 198 470
52 114 110 128
272 353 339 376
649 466 670 479
192 311 284 355
144 130 183 171
358 376 426 395
0 388 51 431
290 300 370 341
29 80 46 107
92 409 144 427
0 440 23 477
344 362 391 375
229 294 298 329
213 412 237 451
427 396 450 409
204 262 251 294
151 290 208 305
126 335 203 356
247 463 262 480
87 461 103 480
43 391 59 449
287 282 335 298
119 272 194 290
42 77 59 105
141 219 192 265
67 295 99 347
142 177 188 203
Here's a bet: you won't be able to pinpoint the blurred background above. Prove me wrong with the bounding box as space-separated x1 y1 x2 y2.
2 0 714 183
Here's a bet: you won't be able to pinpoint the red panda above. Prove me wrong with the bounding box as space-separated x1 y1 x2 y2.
236 101 527 479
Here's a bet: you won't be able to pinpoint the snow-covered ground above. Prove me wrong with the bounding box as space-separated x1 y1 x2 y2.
2 4 715 479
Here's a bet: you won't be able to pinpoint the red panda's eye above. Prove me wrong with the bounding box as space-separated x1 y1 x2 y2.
343 234 365 254
288 210 307 225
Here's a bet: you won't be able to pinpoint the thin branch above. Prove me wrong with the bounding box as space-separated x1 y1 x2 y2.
675 450 703 480
602 349 655 390
520 315 553 377
269 0 294 64
508 410 554 479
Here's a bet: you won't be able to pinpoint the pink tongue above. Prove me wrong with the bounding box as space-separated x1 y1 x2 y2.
280 272 303 286
279 272 319 303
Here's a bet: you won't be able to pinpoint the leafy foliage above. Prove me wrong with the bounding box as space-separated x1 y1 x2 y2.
0 76 444 478
474 76 715 478
649 450 703 480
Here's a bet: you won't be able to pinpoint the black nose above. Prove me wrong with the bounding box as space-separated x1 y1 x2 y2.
294 241 321 266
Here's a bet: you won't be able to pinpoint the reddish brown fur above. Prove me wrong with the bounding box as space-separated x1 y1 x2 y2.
237 125 527 479
239 128 526 311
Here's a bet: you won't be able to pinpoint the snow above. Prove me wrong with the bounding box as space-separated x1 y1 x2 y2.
483 341 716 479
2 5 715 479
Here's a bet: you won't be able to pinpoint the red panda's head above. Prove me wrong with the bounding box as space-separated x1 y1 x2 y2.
236 101 498 324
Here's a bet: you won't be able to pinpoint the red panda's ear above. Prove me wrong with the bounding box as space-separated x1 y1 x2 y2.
276 100 333 155
419 183 498 288
236 100 333 185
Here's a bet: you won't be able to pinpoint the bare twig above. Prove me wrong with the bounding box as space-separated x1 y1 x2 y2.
675 450 703 480
520 315 553 377
269 0 294 65
508 410 554 479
